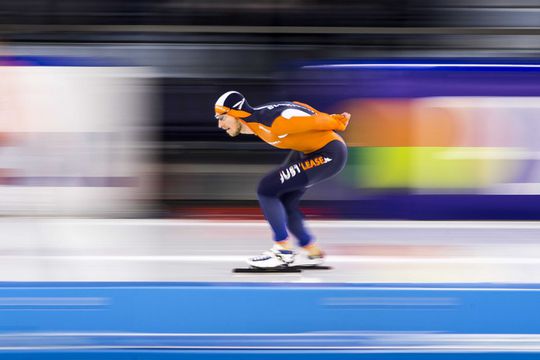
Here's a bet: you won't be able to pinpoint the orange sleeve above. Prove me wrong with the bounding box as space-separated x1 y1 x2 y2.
271 113 348 135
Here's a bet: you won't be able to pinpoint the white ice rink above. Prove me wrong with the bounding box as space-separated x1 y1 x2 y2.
1 219 540 283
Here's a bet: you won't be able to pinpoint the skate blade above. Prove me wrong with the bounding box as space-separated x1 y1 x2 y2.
292 265 332 270
233 267 302 273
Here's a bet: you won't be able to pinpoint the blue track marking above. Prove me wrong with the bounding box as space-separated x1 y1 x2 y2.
0 282 538 358
0 282 538 335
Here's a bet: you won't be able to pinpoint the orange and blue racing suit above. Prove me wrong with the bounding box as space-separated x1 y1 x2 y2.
240 100 348 245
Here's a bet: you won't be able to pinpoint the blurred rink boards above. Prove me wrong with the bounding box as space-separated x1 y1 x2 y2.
0 56 155 217
343 96 540 192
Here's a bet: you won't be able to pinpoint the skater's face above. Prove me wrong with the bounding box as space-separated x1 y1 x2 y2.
217 114 242 137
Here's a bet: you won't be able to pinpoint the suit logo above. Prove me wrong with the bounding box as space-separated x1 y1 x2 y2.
300 156 332 171
279 156 332 183
233 98 246 109
279 164 301 184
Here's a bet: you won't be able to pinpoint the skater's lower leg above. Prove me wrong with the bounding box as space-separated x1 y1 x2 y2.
257 193 290 242
276 238 293 249
286 210 324 257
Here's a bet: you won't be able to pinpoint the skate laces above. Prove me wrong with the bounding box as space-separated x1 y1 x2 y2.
250 247 294 263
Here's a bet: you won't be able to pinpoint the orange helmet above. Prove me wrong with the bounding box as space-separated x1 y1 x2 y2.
214 91 253 119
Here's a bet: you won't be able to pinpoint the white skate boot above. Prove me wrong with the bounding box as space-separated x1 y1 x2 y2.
247 245 295 269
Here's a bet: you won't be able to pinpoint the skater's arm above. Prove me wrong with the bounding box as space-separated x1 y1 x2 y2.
271 112 350 135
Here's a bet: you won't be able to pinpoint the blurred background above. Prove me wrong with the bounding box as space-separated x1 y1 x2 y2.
2 0 540 219
2 1 540 358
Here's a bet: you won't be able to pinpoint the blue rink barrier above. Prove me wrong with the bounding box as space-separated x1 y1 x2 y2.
0 282 540 359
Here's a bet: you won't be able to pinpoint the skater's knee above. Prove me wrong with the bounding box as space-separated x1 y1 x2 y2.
282 201 299 216
285 208 303 223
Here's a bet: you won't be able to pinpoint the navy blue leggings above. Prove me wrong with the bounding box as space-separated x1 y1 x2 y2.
256 140 348 246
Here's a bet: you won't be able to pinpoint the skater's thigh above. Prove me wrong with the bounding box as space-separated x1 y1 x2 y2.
257 163 308 197
302 141 348 186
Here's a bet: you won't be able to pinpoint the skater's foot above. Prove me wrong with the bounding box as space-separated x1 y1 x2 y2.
291 249 325 268
246 244 295 269
303 243 324 257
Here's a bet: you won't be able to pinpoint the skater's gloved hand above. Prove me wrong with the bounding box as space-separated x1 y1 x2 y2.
332 112 350 131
